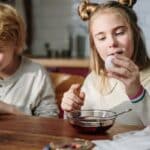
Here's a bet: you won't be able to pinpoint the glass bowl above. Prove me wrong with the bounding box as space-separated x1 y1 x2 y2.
67 109 117 134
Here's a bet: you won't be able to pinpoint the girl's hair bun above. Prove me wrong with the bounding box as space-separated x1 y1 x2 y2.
78 0 137 21
118 0 137 8
78 0 98 21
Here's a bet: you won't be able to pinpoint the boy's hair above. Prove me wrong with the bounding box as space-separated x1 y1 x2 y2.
0 3 26 54
78 0 150 77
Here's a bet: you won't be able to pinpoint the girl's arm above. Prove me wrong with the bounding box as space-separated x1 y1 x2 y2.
130 89 150 126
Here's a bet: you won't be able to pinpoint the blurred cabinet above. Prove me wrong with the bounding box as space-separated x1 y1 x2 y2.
31 58 89 77
0 0 15 5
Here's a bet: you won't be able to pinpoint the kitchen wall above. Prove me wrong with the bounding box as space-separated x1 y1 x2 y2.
15 0 150 58
31 0 72 57
134 0 150 57
15 0 90 58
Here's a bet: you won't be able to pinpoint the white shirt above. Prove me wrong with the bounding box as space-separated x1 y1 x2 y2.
81 67 150 126
0 56 59 117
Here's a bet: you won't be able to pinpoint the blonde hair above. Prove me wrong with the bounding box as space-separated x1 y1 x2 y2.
0 3 26 54
78 0 150 78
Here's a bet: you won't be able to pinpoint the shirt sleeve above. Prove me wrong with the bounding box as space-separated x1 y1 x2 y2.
131 89 150 126
131 70 150 126
32 70 59 117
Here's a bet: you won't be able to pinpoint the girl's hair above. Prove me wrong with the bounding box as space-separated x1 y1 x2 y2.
78 0 150 77
0 3 26 54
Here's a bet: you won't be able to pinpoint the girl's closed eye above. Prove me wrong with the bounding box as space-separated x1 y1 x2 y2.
115 28 126 36
96 35 106 41
115 31 124 36
99 37 106 41
95 32 106 41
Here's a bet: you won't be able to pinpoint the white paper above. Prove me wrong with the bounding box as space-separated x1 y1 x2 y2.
93 126 150 150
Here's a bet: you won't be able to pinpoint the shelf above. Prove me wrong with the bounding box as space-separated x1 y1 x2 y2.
31 58 89 68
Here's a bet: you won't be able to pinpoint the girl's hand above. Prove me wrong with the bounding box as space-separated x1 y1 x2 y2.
107 54 141 97
61 84 85 112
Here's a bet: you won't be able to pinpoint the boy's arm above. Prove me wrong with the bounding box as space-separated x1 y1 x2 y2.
0 101 24 115
32 73 59 117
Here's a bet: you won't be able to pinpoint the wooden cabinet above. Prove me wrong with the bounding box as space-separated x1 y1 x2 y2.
31 58 89 76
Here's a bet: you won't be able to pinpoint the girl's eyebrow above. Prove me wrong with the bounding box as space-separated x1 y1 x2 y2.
115 25 127 30
95 25 127 36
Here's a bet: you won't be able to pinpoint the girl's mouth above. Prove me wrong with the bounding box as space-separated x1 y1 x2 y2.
116 50 123 54
109 49 124 56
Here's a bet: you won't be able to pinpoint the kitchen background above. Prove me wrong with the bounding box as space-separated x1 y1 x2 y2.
1 0 150 59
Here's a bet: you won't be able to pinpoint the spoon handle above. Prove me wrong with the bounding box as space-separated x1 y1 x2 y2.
115 108 132 117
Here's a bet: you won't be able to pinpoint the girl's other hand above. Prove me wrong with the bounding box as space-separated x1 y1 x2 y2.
61 84 85 112
107 54 141 97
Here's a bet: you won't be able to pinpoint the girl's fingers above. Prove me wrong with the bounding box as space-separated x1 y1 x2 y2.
79 92 85 100
63 95 84 106
108 72 127 82
61 98 82 111
63 92 84 105
108 66 132 78
112 55 138 72
69 84 81 93
61 89 85 112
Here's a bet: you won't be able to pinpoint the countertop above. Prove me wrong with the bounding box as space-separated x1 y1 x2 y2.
31 58 89 68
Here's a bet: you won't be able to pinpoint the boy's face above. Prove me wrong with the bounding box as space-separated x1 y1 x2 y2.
91 12 134 61
0 41 16 72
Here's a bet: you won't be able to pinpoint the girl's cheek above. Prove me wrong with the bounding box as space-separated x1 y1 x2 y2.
94 40 107 60
0 54 5 62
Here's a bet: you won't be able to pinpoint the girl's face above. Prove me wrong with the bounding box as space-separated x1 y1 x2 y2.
0 41 17 74
91 11 134 61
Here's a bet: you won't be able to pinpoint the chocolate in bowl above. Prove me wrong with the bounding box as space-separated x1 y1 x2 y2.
67 110 117 134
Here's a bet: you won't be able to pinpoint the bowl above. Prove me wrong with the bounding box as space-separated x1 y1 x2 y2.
67 109 117 134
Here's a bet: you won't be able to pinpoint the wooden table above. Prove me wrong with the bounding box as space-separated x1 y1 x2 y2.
0 115 143 150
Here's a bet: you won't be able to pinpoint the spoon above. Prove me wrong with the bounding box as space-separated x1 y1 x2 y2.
92 108 133 121
115 108 132 117
98 108 132 120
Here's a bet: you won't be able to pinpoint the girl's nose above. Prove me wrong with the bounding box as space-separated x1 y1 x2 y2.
108 36 118 48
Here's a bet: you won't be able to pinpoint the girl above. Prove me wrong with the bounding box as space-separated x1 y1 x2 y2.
61 0 150 126
0 3 59 117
